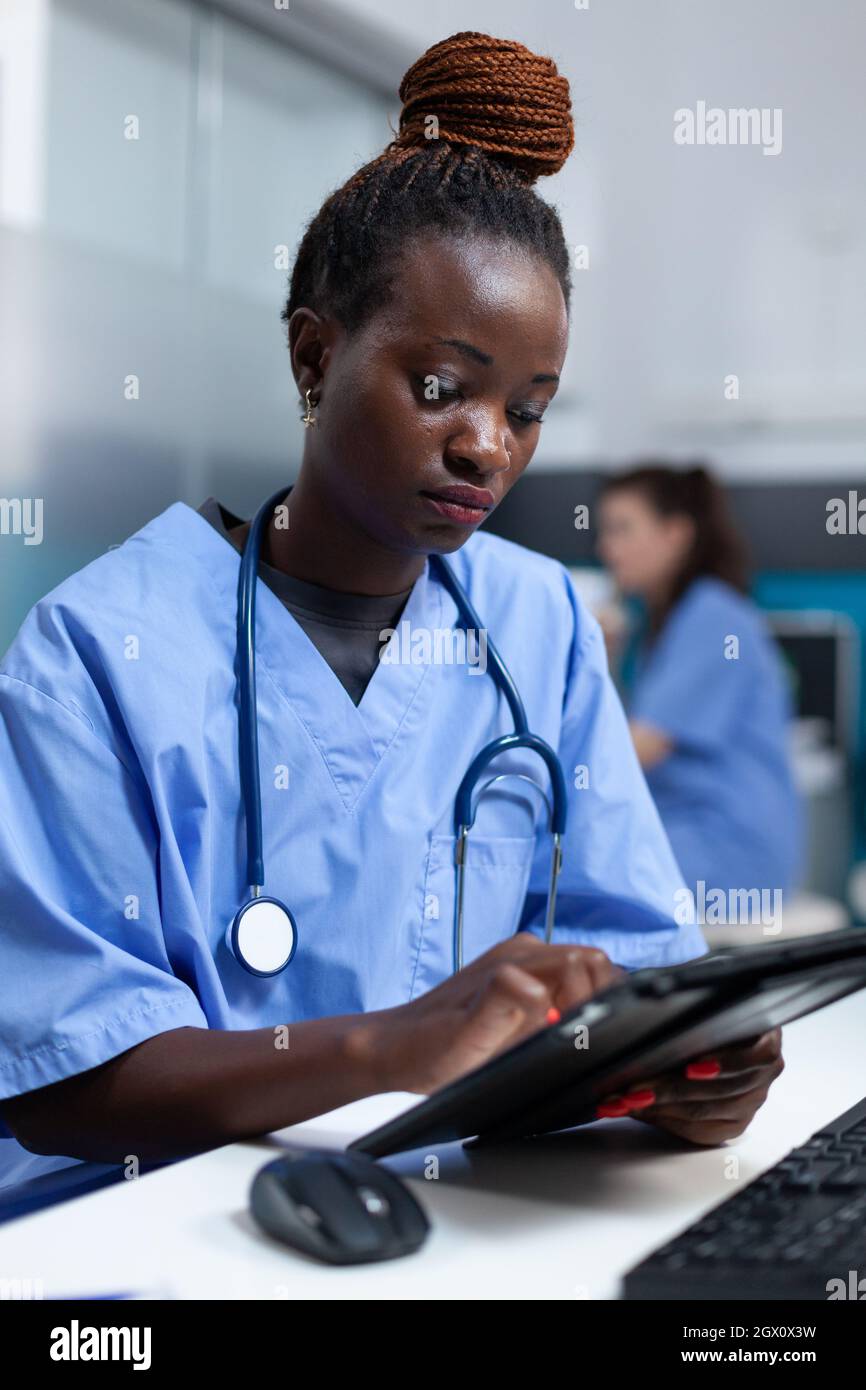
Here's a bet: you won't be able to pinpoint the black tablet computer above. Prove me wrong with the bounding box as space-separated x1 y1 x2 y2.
349 928 866 1158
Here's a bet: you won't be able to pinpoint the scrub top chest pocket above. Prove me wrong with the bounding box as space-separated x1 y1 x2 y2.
413 830 538 992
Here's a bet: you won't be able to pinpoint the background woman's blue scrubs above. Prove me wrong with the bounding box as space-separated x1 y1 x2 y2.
627 576 804 901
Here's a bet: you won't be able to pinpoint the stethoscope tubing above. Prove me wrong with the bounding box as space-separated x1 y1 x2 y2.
232 485 568 976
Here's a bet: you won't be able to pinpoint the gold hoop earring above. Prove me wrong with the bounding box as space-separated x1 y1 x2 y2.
301 388 318 428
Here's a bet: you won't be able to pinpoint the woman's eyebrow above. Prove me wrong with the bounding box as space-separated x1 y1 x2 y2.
428 336 559 383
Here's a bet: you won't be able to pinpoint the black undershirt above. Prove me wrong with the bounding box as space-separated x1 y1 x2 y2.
197 497 413 706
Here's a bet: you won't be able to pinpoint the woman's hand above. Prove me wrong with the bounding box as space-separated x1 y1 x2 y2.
596 1028 785 1145
361 935 623 1097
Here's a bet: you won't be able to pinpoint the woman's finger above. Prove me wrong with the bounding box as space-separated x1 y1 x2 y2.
493 941 622 1012
596 1030 784 1113
636 1080 774 1127
612 1028 784 1100
622 1055 783 1107
705 1028 783 1073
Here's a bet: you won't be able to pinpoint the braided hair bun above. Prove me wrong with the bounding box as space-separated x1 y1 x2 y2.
391 31 575 183
284 32 575 335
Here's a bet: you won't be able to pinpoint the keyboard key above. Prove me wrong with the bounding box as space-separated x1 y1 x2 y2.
660 1253 689 1271
780 1242 811 1261
823 1147 856 1164
828 1140 865 1156
780 1171 822 1191
804 1159 842 1181
790 1138 833 1157
824 1167 866 1192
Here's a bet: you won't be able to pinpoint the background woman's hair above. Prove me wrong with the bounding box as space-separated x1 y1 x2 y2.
282 30 575 338
600 462 750 624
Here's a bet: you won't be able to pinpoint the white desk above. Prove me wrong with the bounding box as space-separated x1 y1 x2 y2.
1 993 863 1300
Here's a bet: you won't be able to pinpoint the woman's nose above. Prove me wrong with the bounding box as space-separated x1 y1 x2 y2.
446 412 512 476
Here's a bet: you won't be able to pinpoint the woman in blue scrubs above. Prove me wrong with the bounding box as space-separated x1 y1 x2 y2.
0 34 783 1185
598 464 804 925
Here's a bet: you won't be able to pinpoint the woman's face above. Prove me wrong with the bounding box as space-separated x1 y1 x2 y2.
597 489 694 597
297 232 568 556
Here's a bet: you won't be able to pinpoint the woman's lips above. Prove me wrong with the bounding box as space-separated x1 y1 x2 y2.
419 489 493 526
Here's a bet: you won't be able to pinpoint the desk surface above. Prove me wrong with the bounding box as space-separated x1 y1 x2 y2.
1 993 863 1300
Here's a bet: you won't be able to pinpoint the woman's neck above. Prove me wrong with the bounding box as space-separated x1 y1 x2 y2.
235 472 426 596
643 574 679 634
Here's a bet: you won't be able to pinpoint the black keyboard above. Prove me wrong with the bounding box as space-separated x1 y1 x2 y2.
623 1096 866 1300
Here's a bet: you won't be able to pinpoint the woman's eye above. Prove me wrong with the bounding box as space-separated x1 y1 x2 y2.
413 376 545 425
414 374 460 401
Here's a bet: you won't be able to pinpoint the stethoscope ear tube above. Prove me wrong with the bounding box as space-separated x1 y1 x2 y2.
431 554 530 737
231 486 295 976
237 486 293 893
450 733 568 973
453 732 568 838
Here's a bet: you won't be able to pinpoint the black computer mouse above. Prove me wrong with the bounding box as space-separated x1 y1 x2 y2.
250 1149 430 1265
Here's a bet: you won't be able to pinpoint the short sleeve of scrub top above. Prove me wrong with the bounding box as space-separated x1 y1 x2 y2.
0 676 209 1105
629 579 751 753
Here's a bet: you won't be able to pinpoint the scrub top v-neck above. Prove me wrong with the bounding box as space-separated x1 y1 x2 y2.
197 496 413 708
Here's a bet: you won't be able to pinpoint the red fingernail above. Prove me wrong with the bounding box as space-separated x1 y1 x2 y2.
686 1059 721 1080
546 1006 561 1025
622 1089 656 1109
596 1100 630 1118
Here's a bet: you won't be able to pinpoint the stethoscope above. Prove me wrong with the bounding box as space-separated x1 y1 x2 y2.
225 485 568 977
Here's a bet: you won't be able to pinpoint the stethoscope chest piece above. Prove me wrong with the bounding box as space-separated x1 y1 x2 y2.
226 897 298 977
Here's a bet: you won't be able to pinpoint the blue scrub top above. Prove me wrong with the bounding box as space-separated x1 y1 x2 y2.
0 503 706 1188
628 577 804 900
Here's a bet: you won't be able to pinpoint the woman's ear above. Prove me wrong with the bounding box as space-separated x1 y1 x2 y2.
288 307 332 401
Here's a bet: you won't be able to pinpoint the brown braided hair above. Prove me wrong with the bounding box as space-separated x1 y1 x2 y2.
282 31 575 338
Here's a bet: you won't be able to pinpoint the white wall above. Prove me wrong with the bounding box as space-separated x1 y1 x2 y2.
0 0 390 508
344 0 866 477
0 0 392 651
0 0 50 226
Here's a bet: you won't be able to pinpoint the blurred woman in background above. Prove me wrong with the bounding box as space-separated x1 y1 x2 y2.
597 464 804 916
